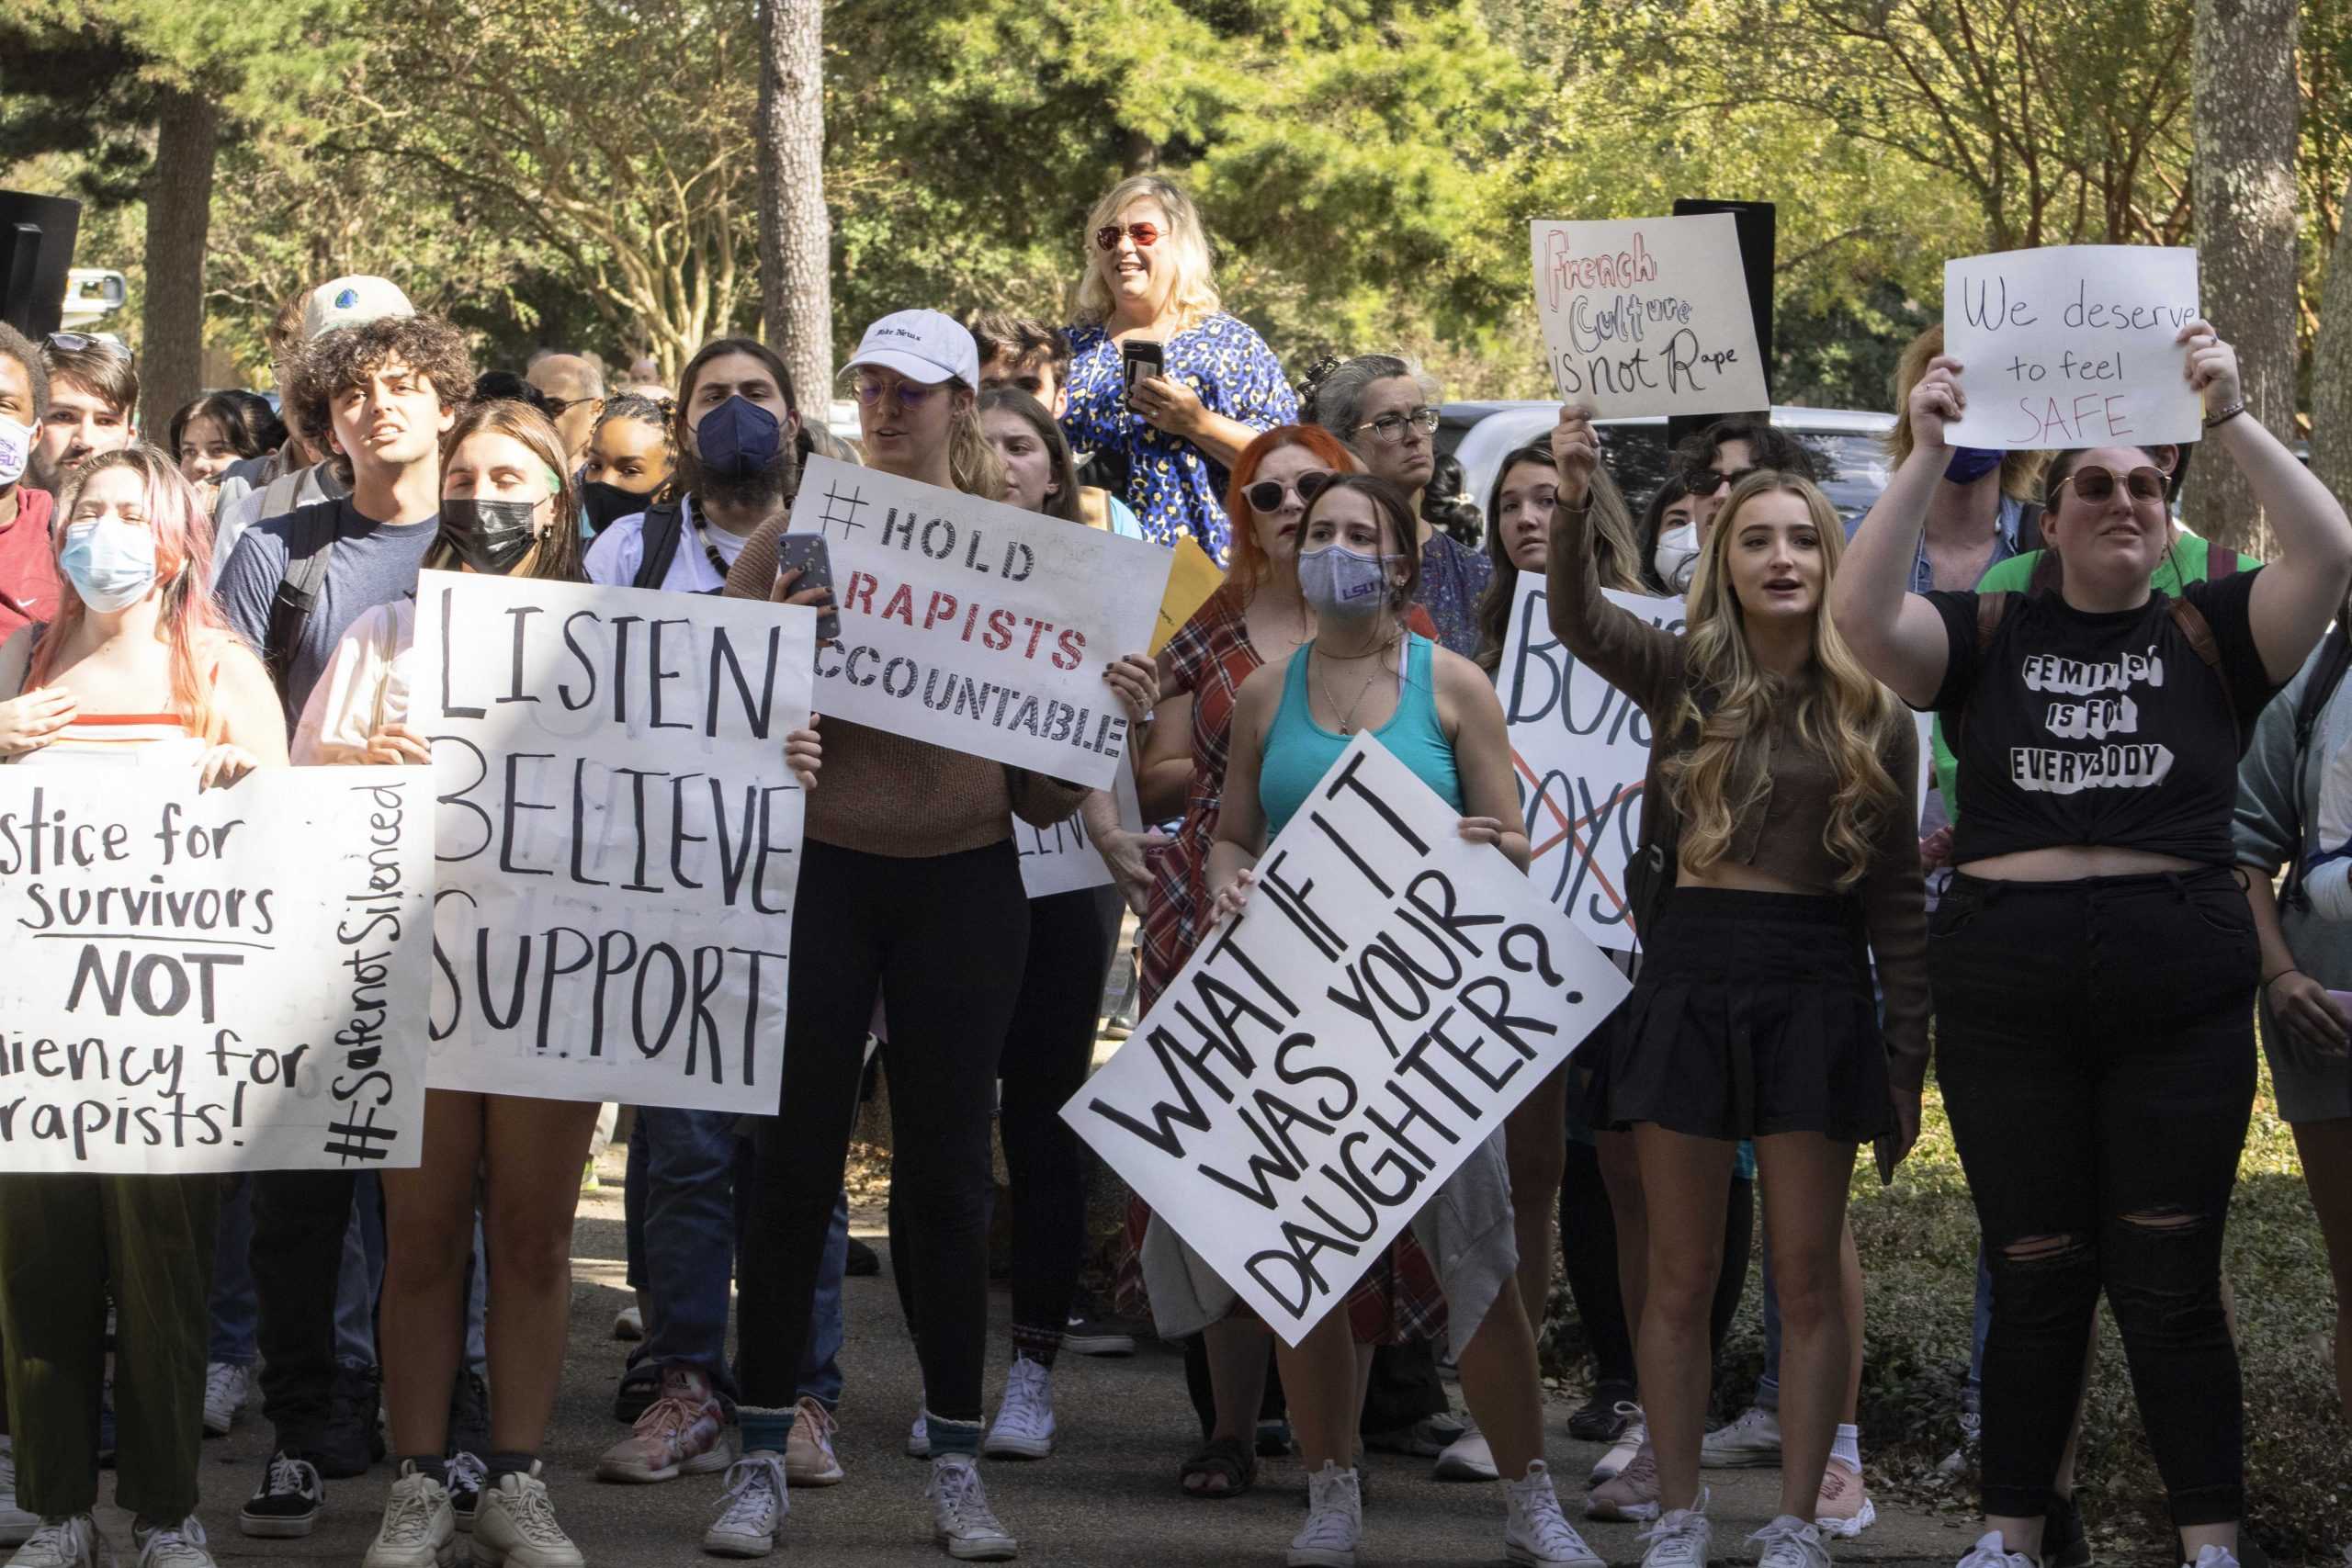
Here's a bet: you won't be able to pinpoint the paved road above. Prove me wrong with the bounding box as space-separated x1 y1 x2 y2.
87 1156 1981 1566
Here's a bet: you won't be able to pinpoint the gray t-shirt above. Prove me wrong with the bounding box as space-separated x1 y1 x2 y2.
216 496 440 731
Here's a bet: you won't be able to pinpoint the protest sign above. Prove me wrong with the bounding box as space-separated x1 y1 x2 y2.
1531 214 1770 419
0 767 433 1173
787 456 1172 789
409 570 815 1111
1152 536 1226 656
1065 733 1629 1343
1018 768 1146 900
1943 246 2203 449
1497 573 1682 953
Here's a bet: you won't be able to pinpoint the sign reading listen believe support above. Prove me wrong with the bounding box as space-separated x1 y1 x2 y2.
1943 245 2203 449
1065 735 1628 1344
0 768 434 1173
411 571 815 1111
788 455 1172 790
1531 214 1770 419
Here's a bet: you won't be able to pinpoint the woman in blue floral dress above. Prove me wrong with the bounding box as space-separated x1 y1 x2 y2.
1060 175 1297 563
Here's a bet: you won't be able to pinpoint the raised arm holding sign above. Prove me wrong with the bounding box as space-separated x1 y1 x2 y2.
1530 214 1770 420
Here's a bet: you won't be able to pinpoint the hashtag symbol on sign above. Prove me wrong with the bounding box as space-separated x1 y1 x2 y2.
324 1106 399 1164
820 483 869 537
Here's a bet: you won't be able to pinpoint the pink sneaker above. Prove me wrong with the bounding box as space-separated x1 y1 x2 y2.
596 1365 735 1483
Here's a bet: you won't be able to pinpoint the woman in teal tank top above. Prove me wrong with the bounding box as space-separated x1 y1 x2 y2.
1204 475 1600 1568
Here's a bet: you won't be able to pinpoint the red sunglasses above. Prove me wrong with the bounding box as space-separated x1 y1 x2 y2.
1095 222 1160 252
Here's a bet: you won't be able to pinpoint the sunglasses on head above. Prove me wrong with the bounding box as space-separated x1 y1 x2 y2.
2053 464 2167 507
1095 222 1160 252
45 332 131 362
1245 469 1335 514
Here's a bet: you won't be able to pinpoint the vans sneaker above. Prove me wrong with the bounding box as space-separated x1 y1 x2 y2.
703 1454 786 1558
1506 1462 1604 1567
360 1461 454 1568
238 1451 323 1540
983 1359 1056 1461
1286 1462 1361 1568
471 1463 583 1568
928 1454 1017 1561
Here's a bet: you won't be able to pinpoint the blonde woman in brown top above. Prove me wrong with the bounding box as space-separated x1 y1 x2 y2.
1544 408 1925 1568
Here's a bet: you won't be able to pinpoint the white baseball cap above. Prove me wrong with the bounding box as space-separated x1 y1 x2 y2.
301 276 415 342
845 310 978 387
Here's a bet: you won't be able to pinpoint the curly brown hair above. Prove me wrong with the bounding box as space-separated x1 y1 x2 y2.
291 314 473 483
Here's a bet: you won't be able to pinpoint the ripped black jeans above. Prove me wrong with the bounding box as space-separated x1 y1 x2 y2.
1931 867 2256 1529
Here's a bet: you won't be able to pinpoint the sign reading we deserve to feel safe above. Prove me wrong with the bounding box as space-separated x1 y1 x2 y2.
0 767 434 1173
410 570 815 1111
786 455 1171 790
1065 734 1628 1344
1532 213 1770 420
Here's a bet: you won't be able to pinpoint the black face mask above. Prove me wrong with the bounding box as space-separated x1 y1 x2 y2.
438 497 541 575
581 480 650 535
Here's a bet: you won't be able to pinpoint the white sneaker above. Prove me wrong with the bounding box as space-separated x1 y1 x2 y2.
928 1454 1017 1561
1433 1422 1498 1482
1956 1531 2040 1568
1750 1514 1831 1568
612 1305 643 1341
907 1403 931 1459
1635 1504 1713 1568
0 1441 37 1547
1506 1462 1604 1567
1589 1404 1646 1483
1287 1462 1362 1568
471 1462 583 1568
132 1517 214 1568
704 1454 787 1558
362 1461 456 1568
6 1516 109 1568
2187 1550 2241 1568
1702 1405 1783 1468
200 1364 250 1438
983 1358 1056 1461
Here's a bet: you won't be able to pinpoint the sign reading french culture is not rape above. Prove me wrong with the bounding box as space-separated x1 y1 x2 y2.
786 455 1172 791
1065 735 1628 1344
1531 213 1770 420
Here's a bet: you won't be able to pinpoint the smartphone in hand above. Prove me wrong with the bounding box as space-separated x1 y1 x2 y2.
775 532 840 643
1121 338 1165 400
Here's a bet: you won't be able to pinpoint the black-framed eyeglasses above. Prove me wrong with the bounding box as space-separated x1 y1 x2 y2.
542 395 600 417
1352 407 1440 444
1245 469 1335 514
2052 465 2167 507
44 332 131 361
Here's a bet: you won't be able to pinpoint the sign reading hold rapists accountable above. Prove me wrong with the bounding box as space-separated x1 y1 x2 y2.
1532 213 1770 420
410 571 815 1111
1064 734 1630 1344
787 455 1173 790
0 767 434 1173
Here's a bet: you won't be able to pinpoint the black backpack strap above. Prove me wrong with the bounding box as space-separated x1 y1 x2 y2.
265 507 336 688
2025 550 2064 598
2282 622 2352 910
633 502 684 591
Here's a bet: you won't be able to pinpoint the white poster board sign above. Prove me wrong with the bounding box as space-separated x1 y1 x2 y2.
1065 734 1629 1343
1498 574 1682 953
1018 768 1145 900
1532 214 1770 419
410 571 815 1111
786 456 1172 789
0 767 434 1172
1943 246 2202 449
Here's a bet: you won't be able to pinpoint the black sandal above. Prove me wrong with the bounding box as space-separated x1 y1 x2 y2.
1178 1435 1258 1498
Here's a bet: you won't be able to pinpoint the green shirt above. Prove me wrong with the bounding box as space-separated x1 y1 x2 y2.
1928 532 2266 822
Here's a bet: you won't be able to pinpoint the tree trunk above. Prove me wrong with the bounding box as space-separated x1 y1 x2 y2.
139 88 220 438
2313 172 2352 503
757 0 833 419
2180 0 2300 558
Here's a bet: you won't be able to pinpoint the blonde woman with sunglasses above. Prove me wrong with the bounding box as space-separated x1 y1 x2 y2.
1833 323 2352 1568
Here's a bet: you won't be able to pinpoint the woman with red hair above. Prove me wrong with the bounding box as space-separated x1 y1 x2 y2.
0 446 286 1568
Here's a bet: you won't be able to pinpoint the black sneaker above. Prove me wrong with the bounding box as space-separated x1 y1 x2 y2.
448 1367 491 1457
240 1450 323 1539
2044 1494 2092 1568
613 1357 662 1424
1567 1383 1638 1443
447 1451 486 1535
845 1235 882 1278
317 1363 383 1478
1063 1310 1136 1358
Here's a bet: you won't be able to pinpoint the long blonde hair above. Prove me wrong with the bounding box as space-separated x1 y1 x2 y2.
1663 471 1903 888
1069 175 1223 334
944 379 1007 501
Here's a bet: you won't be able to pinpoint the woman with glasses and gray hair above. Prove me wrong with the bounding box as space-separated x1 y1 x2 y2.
1059 175 1298 564
1303 354 1489 660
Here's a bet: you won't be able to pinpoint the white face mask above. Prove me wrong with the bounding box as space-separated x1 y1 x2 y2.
0 416 32 487
1654 523 1700 592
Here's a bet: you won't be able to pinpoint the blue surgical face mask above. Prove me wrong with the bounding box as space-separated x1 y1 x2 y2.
696 396 783 481
1944 446 2003 485
1297 543 1396 620
59 518 158 612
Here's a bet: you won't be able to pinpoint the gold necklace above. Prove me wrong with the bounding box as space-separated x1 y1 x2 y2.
1315 631 1401 735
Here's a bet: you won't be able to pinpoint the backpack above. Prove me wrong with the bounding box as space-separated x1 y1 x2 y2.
632 500 710 592
264 504 340 692
2278 620 2352 913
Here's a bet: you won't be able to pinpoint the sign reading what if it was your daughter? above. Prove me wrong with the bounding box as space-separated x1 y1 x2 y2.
1532 214 1770 420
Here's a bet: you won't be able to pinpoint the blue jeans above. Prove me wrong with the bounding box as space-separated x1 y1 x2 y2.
628 1107 845 1409
210 1175 258 1366
334 1176 486 1373
1967 1249 1994 1394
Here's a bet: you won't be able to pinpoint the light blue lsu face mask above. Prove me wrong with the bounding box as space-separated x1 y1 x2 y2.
1297 542 1400 619
59 518 158 612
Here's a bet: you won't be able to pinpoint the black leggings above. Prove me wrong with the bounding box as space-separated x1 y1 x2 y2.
888 886 1121 1354
738 839 1031 1424
1556 1139 1752 1397
1933 868 2256 1529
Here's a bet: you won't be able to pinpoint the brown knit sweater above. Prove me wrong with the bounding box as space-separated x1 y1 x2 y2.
725 513 1091 858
